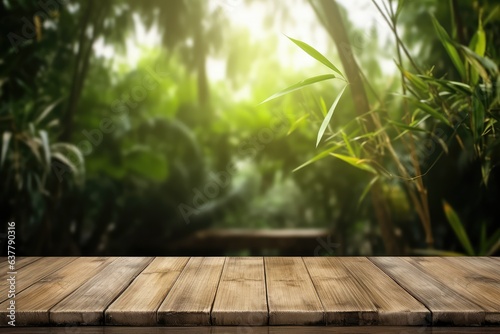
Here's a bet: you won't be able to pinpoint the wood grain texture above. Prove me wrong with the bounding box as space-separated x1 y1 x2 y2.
341 257 428 325
304 257 428 325
157 257 225 326
303 257 377 325
265 257 324 325
370 257 485 325
410 257 500 324
0 257 76 303
0 257 113 326
211 257 268 325
105 257 189 326
50 257 152 325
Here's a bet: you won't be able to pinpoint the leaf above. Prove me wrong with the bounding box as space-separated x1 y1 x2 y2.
316 85 347 147
389 119 427 132
408 98 451 126
35 97 63 124
483 5 499 25
52 152 79 176
286 35 344 77
341 131 355 157
51 143 84 173
460 45 498 83
260 74 337 104
358 176 379 206
330 153 377 174
319 96 327 117
485 229 500 256
1 132 12 169
468 15 486 85
39 130 51 170
443 200 475 255
431 15 465 79
403 70 427 92
287 114 309 135
292 145 340 172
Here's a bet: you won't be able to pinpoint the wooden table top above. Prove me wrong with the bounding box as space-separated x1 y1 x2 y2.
0 257 498 327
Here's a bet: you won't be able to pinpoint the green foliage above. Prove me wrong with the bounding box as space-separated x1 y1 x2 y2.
442 201 499 256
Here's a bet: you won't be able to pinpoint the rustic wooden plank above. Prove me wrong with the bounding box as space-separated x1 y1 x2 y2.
370 257 486 325
343 257 428 325
157 257 225 326
445 257 500 279
211 257 268 325
303 257 377 325
265 257 324 325
410 257 500 324
105 257 189 326
304 257 428 325
50 257 152 325
0 257 114 326
0 257 76 303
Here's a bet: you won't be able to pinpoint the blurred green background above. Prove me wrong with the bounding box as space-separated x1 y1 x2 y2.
1 0 499 256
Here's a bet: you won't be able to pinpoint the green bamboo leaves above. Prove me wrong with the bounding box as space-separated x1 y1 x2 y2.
286 36 344 78
260 74 337 104
316 85 347 147
443 201 500 256
431 15 465 80
260 36 348 150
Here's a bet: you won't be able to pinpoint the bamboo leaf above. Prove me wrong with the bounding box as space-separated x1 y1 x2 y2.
484 5 499 25
286 35 344 77
341 131 355 156
358 176 379 206
431 15 465 79
330 153 377 174
1 132 12 169
35 97 64 124
287 114 309 135
389 119 427 132
443 200 475 255
485 229 500 256
292 145 339 172
408 98 451 126
51 143 84 173
317 85 347 147
460 45 498 83
52 152 78 175
260 74 337 104
39 130 51 170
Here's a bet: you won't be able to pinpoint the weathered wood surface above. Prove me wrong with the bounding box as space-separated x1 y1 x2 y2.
265 257 324 325
157 257 225 325
370 257 488 325
0 257 499 327
106 257 189 326
0 257 113 326
50 257 152 325
211 257 268 325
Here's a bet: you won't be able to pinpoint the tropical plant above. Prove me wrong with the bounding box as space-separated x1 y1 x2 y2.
263 0 499 254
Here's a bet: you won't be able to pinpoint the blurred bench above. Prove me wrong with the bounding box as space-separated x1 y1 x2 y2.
167 228 331 255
